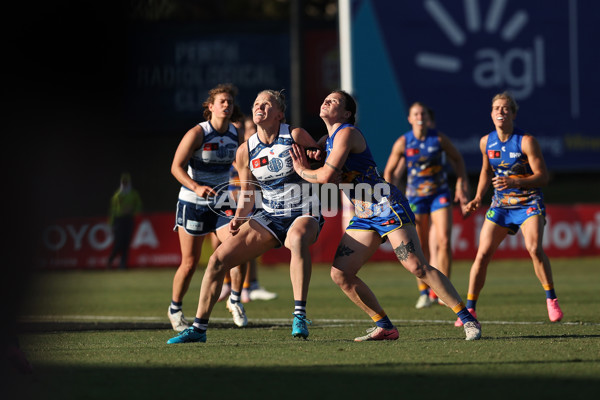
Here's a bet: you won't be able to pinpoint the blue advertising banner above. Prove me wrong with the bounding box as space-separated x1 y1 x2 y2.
351 0 600 172
125 24 291 133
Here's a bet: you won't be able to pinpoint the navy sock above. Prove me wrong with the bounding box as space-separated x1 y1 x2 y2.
192 318 208 332
294 300 307 316
457 308 477 325
375 316 394 329
466 299 477 309
170 300 182 314
230 290 241 303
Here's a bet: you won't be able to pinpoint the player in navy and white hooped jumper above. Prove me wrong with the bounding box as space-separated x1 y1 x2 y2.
289 90 481 341
167 89 324 344
168 84 248 332
456 91 563 327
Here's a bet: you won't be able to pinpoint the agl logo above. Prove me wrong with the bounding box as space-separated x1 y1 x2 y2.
415 0 544 99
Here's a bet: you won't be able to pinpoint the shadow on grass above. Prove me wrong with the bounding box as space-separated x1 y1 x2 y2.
491 334 600 340
5 362 599 400
17 321 289 333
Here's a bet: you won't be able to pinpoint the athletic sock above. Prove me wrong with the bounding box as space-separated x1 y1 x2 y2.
294 300 306 316
418 283 429 296
453 302 477 325
249 280 260 291
372 313 394 329
192 318 208 333
230 290 241 303
543 284 557 299
170 300 182 314
466 293 478 310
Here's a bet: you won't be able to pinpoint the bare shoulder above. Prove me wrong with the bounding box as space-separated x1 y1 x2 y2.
291 126 317 147
479 134 490 152
521 133 542 154
437 130 452 145
236 140 249 160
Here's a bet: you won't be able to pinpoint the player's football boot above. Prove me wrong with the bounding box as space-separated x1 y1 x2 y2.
226 298 248 327
291 314 311 339
415 293 435 309
454 308 477 327
167 327 206 344
354 326 399 342
547 298 564 322
463 321 482 341
217 283 231 302
249 287 278 301
168 306 191 332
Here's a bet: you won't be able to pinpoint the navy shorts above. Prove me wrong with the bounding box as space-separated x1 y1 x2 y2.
252 210 324 248
174 200 234 236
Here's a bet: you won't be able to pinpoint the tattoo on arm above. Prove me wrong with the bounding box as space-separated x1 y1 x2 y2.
325 161 342 172
335 243 354 259
301 170 318 180
393 240 415 261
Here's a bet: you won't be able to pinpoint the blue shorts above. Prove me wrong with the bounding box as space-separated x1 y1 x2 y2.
485 204 545 235
252 211 324 248
346 199 415 237
174 200 234 236
408 190 452 215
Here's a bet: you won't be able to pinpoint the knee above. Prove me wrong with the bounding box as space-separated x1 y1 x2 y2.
414 263 428 279
405 261 428 279
437 234 451 252
287 227 315 252
330 266 351 288
179 256 198 273
207 252 228 275
476 248 495 266
526 243 544 262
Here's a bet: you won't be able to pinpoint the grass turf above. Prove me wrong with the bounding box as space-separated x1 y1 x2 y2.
6 257 600 399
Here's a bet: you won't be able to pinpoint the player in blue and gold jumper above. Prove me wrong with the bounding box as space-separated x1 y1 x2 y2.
290 90 481 341
384 102 469 309
455 91 563 327
167 89 324 344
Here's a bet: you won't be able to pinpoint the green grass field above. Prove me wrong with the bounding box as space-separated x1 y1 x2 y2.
6 258 600 400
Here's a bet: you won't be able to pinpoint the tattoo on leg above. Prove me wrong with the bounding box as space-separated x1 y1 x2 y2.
394 240 415 261
335 244 354 258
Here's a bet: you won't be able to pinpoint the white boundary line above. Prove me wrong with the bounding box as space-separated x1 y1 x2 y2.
19 315 599 326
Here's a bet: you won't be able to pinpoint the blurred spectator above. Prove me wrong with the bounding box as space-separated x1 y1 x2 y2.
107 172 142 269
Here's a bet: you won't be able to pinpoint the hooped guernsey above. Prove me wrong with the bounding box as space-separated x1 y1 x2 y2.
247 123 319 215
177 120 239 205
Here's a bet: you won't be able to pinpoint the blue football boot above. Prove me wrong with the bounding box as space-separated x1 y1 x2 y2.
167 327 206 344
291 314 311 339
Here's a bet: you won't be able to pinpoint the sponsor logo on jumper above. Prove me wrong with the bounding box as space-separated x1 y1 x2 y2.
252 156 269 168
